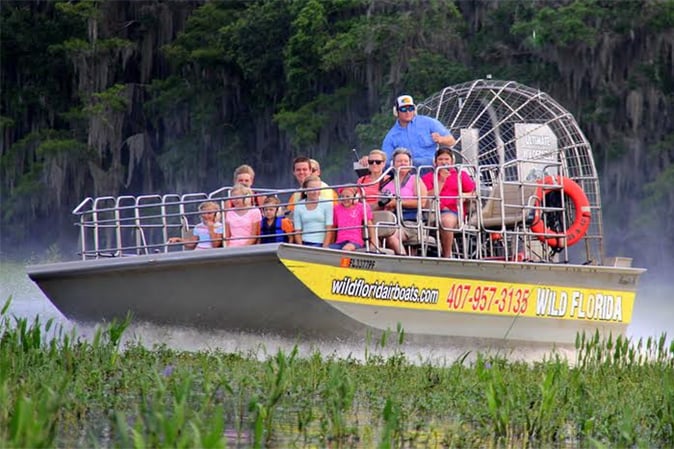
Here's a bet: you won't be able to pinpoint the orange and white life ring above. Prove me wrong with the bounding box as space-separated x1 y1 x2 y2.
529 176 591 248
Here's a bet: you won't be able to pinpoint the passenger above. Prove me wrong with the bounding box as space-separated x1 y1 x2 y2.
287 156 337 212
233 164 255 187
357 149 392 209
230 164 265 207
379 147 428 255
225 184 261 247
380 95 456 167
259 196 294 243
292 175 335 247
421 147 476 258
330 186 376 251
168 201 223 250
309 158 321 176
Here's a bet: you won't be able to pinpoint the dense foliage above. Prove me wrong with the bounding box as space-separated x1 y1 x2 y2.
1 0 672 271
1 301 673 448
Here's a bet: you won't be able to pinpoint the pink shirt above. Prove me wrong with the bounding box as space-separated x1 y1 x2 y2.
357 174 388 206
421 169 475 213
225 208 261 246
333 202 373 246
381 172 417 199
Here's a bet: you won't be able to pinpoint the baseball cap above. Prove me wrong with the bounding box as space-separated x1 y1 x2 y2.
396 95 415 109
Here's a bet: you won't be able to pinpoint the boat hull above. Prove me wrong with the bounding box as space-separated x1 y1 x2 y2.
26 245 367 338
277 245 644 345
27 244 644 345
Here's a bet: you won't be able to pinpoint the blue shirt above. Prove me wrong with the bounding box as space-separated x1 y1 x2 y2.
293 200 334 244
192 222 224 249
382 115 452 167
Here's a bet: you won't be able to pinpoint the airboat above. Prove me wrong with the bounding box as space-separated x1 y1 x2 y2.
27 79 644 347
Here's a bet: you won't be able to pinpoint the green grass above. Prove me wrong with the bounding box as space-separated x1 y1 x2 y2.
1 297 673 448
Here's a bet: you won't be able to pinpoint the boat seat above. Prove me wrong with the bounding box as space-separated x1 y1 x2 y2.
406 232 436 248
372 210 397 238
470 183 536 229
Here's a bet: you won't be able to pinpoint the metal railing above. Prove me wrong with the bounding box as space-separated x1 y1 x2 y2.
72 163 603 265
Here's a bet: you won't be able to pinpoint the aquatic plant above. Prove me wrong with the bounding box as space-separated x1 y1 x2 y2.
1 303 673 448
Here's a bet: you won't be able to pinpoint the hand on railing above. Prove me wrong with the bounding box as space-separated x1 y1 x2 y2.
167 236 198 250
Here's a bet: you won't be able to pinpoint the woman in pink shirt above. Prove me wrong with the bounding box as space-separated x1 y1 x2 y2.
421 147 475 257
378 147 427 254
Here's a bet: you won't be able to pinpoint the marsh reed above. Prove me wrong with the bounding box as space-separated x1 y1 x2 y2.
1 298 672 448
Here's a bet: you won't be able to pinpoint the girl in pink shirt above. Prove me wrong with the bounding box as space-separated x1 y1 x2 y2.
225 184 261 247
330 186 375 251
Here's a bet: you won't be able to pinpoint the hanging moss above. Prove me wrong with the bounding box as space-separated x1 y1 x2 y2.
0 0 672 268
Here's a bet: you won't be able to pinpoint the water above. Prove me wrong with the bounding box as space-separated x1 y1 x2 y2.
2 258 672 363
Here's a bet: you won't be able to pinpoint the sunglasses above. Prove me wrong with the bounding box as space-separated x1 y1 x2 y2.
368 159 384 165
398 105 415 113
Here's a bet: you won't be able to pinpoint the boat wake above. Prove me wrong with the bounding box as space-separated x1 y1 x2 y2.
84 320 578 367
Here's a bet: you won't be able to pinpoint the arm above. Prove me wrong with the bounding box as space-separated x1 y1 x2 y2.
461 170 476 194
281 218 294 243
247 213 261 245
432 133 456 147
206 218 223 248
365 220 379 251
322 202 335 247
167 235 198 250
381 129 395 162
430 117 456 147
415 179 428 208
293 208 303 244
323 226 335 247
184 236 198 250
223 215 231 247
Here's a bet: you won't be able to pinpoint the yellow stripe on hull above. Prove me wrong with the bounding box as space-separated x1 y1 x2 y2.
280 258 635 325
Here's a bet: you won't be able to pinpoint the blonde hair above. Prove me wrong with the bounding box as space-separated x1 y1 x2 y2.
263 196 281 207
199 201 219 212
301 175 322 199
233 164 255 182
198 201 221 222
368 149 387 162
230 183 254 206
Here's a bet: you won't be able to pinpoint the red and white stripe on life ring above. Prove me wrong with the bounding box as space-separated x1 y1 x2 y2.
529 176 591 248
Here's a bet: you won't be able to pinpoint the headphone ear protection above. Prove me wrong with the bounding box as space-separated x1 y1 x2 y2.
392 103 416 118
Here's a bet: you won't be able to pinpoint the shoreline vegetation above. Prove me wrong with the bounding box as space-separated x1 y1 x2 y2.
1 298 673 449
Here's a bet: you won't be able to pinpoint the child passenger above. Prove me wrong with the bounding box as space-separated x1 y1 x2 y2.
168 201 223 250
330 186 376 251
225 184 261 247
259 196 294 243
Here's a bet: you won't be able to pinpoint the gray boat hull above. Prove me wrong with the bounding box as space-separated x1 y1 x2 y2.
26 245 366 338
27 244 644 345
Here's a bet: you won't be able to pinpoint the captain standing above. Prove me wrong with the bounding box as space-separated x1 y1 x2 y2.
381 94 456 167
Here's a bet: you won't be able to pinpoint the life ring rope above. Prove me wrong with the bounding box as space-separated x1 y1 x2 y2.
529 176 591 248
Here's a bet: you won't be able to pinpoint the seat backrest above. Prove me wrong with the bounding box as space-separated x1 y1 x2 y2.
180 215 191 240
471 183 536 229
